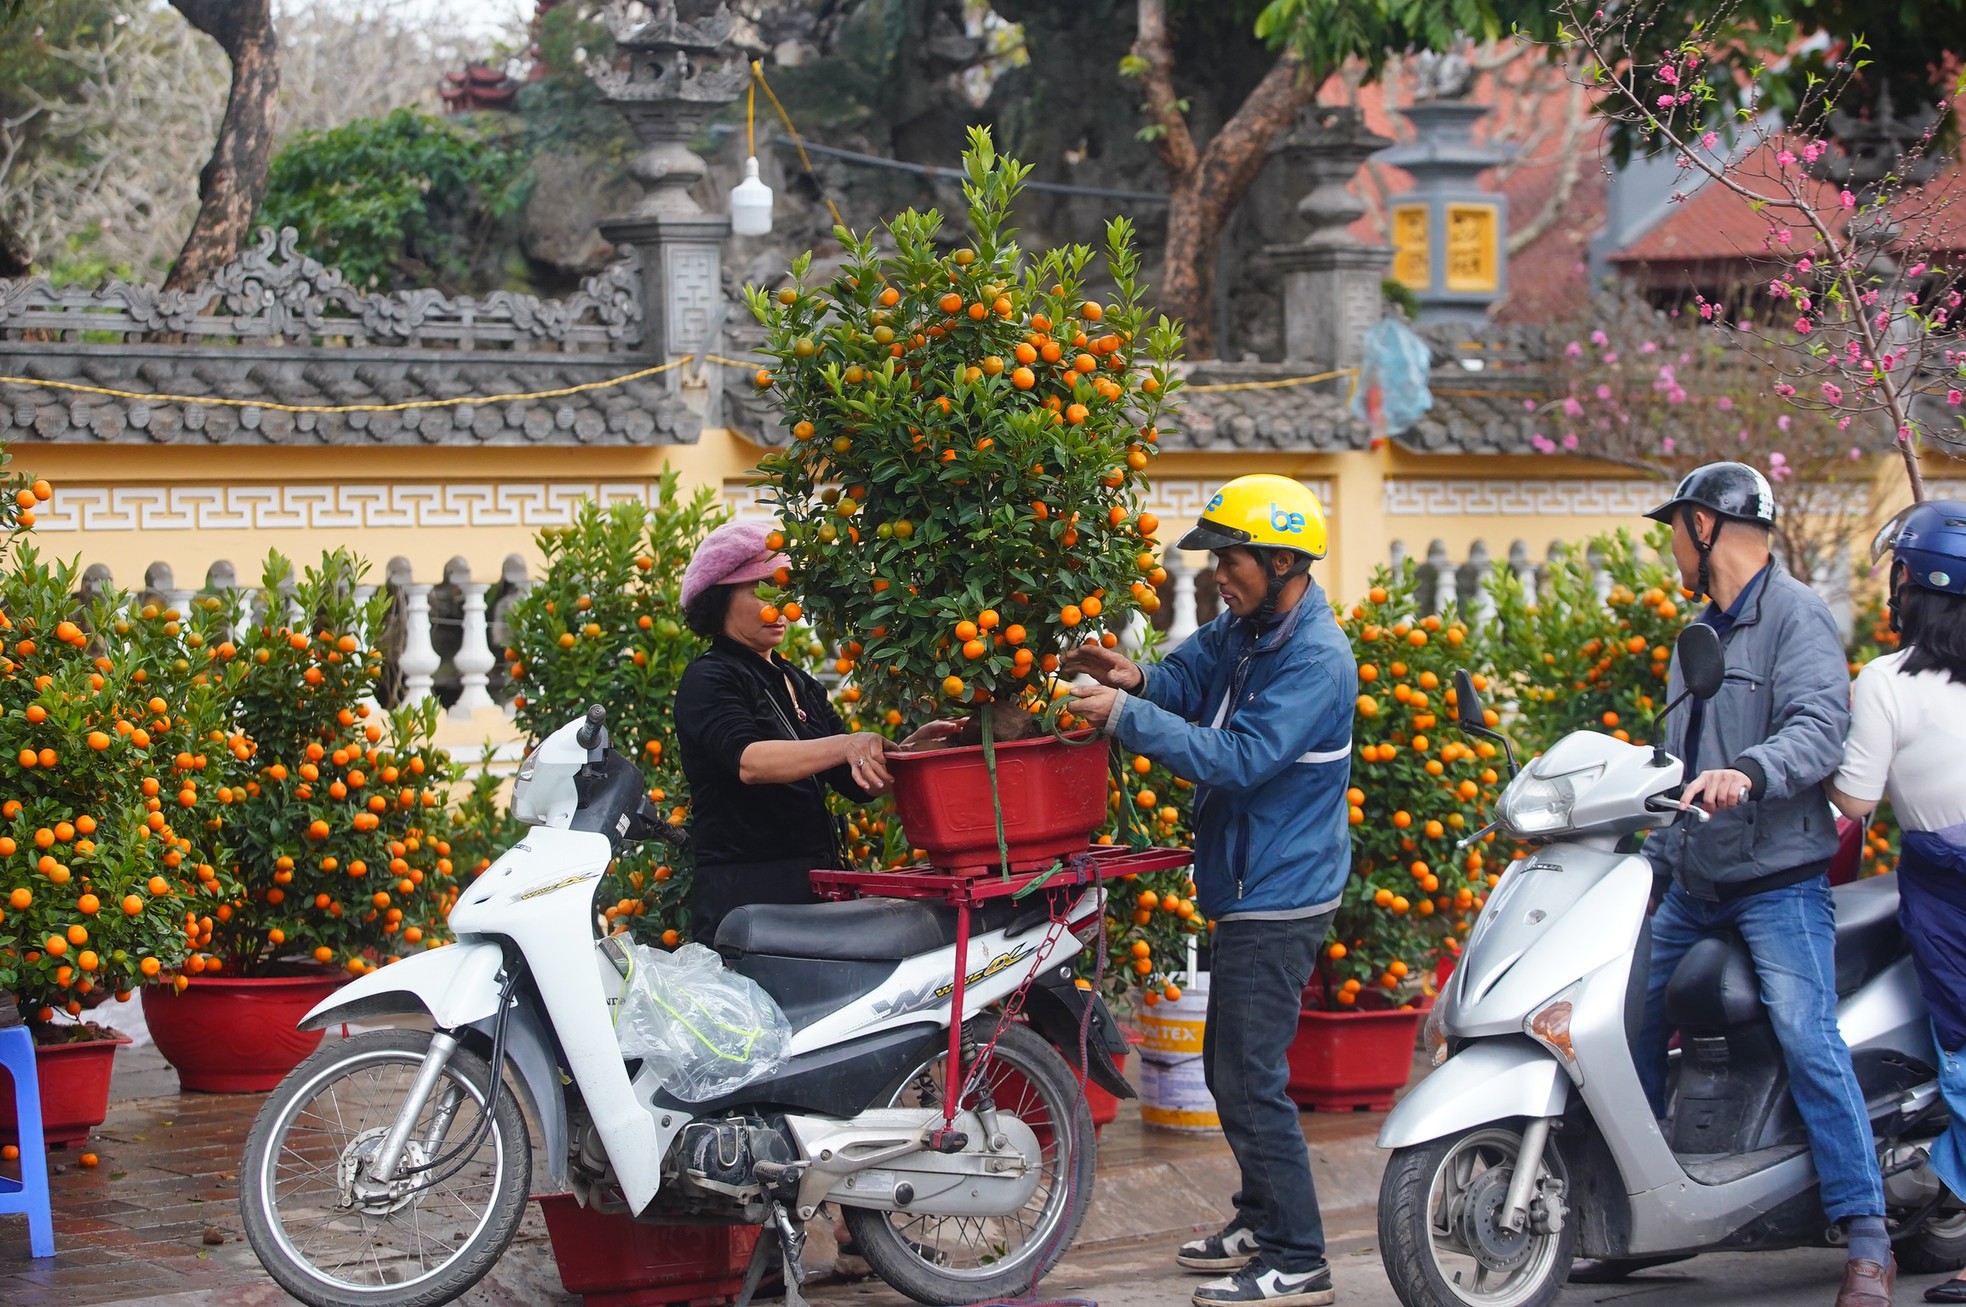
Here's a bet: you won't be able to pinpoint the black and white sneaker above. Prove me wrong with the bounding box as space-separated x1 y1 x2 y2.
1177 1222 1261 1271
1191 1255 1335 1306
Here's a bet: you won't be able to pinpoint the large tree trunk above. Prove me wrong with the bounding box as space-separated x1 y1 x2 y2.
1133 0 1319 358
0 215 29 279
165 0 279 291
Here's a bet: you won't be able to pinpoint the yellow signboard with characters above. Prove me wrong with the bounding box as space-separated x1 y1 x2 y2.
1445 203 1500 294
1391 204 1430 290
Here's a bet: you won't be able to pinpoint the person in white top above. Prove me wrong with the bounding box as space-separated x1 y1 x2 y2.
1828 499 1966 1305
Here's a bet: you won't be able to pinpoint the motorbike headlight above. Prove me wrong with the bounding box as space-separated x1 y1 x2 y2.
1497 763 1604 837
1423 990 1453 1067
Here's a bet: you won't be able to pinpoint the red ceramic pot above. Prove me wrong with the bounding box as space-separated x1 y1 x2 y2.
535 1194 759 1306
0 1029 129 1147
886 732 1109 874
143 970 346 1093
1285 1002 1429 1113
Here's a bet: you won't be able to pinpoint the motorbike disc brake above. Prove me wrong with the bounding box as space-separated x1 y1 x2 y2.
335 1126 433 1217
1447 1168 1535 1272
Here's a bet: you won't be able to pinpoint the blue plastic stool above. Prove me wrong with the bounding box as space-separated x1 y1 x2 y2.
0 1025 54 1258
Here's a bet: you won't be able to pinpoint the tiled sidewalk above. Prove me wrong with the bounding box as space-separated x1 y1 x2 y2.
0 1037 1400 1306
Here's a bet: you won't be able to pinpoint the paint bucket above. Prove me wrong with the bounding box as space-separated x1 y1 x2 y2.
1135 976 1218 1132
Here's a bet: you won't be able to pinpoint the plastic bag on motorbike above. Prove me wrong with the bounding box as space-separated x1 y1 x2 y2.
613 942 791 1102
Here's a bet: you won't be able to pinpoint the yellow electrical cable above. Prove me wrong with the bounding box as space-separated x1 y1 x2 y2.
751 61 847 231
1185 368 1356 393
0 357 694 414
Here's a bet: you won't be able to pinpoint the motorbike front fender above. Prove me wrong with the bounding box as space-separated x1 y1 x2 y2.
1377 1037 1570 1151
299 938 506 1032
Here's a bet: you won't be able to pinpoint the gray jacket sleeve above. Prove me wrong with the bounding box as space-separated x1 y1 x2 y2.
1732 598 1851 801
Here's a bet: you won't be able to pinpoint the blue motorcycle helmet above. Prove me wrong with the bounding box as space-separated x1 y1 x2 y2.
1873 500 1966 597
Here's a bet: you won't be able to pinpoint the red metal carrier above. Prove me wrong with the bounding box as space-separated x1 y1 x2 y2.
810 844 1194 1137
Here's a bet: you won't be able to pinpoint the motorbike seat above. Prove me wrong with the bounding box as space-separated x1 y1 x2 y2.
1663 874 1905 1030
1831 872 1902 995
714 896 1043 963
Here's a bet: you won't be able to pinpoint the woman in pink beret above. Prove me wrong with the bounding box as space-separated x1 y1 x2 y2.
672 520 957 942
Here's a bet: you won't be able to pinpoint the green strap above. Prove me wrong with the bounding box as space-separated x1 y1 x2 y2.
982 706 1011 879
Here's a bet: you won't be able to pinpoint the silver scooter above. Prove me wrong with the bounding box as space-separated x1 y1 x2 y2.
1375 623 1966 1307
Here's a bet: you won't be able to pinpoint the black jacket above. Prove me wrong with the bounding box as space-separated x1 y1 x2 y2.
673 636 871 936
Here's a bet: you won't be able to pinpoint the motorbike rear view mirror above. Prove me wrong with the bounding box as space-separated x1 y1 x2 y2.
1677 623 1724 700
1647 623 1725 768
1452 669 1518 776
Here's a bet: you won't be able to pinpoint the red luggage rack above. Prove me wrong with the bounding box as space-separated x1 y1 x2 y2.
809 844 1194 1142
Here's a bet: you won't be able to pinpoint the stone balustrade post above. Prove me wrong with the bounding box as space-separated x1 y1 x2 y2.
1424 540 1455 615
1166 551 1200 646
1508 541 1538 598
1587 545 1613 606
394 578 441 708
1467 541 1495 628
450 562 497 716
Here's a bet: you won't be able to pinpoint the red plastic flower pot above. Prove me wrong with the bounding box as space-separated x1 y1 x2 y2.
143 970 346 1093
887 733 1110 874
1285 1003 1429 1113
535 1194 760 1306
0 1029 130 1148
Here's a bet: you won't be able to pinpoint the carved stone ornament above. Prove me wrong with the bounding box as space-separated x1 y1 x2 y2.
0 226 644 350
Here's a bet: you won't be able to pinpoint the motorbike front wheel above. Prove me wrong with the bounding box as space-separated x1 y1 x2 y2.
842 1019 1094 1306
239 1028 531 1307
1379 1121 1577 1307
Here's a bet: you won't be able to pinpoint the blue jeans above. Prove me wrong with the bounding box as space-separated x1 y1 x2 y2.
1202 913 1333 1274
1933 1025 1966 1203
1636 877 1884 1223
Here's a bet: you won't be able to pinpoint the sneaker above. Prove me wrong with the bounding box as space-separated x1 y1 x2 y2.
1177 1222 1261 1272
1192 1256 1335 1307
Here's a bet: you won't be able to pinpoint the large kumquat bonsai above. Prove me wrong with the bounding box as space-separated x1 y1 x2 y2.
744 127 1181 735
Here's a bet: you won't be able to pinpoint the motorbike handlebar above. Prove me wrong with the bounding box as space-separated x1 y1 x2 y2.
575 704 607 751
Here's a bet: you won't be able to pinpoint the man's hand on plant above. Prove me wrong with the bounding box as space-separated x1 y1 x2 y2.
843 731 893 793
1059 641 1143 690
1067 684 1120 730
895 720 965 752
1680 767 1754 814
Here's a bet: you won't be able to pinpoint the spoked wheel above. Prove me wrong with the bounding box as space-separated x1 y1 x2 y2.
239 1029 530 1307
1901 1204 1966 1274
1379 1122 1576 1307
842 1019 1094 1305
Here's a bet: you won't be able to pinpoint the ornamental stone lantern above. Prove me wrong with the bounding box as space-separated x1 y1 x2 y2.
1266 105 1394 368
1375 52 1511 324
592 1 749 421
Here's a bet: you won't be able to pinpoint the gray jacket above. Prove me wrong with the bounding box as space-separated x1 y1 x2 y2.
1644 561 1849 900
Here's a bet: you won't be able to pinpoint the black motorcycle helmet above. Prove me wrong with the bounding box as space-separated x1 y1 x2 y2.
1644 462 1777 600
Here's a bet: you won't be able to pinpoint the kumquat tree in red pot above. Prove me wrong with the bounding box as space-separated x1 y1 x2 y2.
0 529 243 1138
498 481 725 944
1287 565 1511 1112
141 550 462 1092
744 126 1182 874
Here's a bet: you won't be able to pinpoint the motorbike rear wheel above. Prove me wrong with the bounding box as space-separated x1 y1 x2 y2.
1379 1121 1576 1307
239 1029 531 1307
842 1019 1093 1305
1900 1208 1966 1274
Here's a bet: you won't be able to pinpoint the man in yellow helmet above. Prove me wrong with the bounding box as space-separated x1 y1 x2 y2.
1066 474 1353 1307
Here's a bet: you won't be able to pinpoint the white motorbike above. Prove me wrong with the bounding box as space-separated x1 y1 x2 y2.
1376 624 1965 1307
239 705 1133 1307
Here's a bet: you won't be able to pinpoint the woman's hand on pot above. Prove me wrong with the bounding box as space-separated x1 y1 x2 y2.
1059 641 1142 690
843 731 893 793
896 719 964 752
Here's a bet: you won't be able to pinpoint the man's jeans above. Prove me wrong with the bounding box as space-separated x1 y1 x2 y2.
1202 913 1333 1274
1636 877 1884 1223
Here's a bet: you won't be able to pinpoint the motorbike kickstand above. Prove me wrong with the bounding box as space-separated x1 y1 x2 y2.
734 1202 808 1307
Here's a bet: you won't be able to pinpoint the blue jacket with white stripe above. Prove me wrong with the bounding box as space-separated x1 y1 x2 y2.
1110 581 1356 919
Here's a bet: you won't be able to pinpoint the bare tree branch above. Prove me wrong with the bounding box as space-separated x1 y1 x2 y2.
1130 0 1198 180
165 0 280 289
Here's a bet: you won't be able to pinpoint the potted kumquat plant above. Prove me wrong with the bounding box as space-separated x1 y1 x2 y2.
140 551 463 1092
744 127 1182 873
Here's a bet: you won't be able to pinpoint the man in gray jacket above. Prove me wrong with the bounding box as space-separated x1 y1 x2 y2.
1636 462 1890 1307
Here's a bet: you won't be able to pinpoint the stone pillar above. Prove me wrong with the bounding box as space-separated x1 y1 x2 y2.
592 2 746 428
451 575 497 717
396 582 441 708
1266 106 1394 368
1375 100 1511 325
1466 541 1495 627
1509 541 1538 597
1166 551 1200 647
1424 540 1455 615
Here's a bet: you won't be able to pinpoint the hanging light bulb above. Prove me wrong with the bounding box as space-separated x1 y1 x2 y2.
729 155 773 236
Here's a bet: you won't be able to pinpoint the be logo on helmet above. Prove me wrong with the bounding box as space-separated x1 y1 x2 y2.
1270 505 1308 534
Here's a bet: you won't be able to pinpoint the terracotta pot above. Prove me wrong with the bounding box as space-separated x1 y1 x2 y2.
1285 1002 1429 1113
535 1194 759 1306
0 1029 129 1148
143 970 346 1093
887 732 1110 874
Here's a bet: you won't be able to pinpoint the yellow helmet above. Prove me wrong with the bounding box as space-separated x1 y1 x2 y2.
1177 474 1328 560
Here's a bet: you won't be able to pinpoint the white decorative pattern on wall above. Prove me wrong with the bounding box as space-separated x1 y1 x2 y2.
1383 478 1667 517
